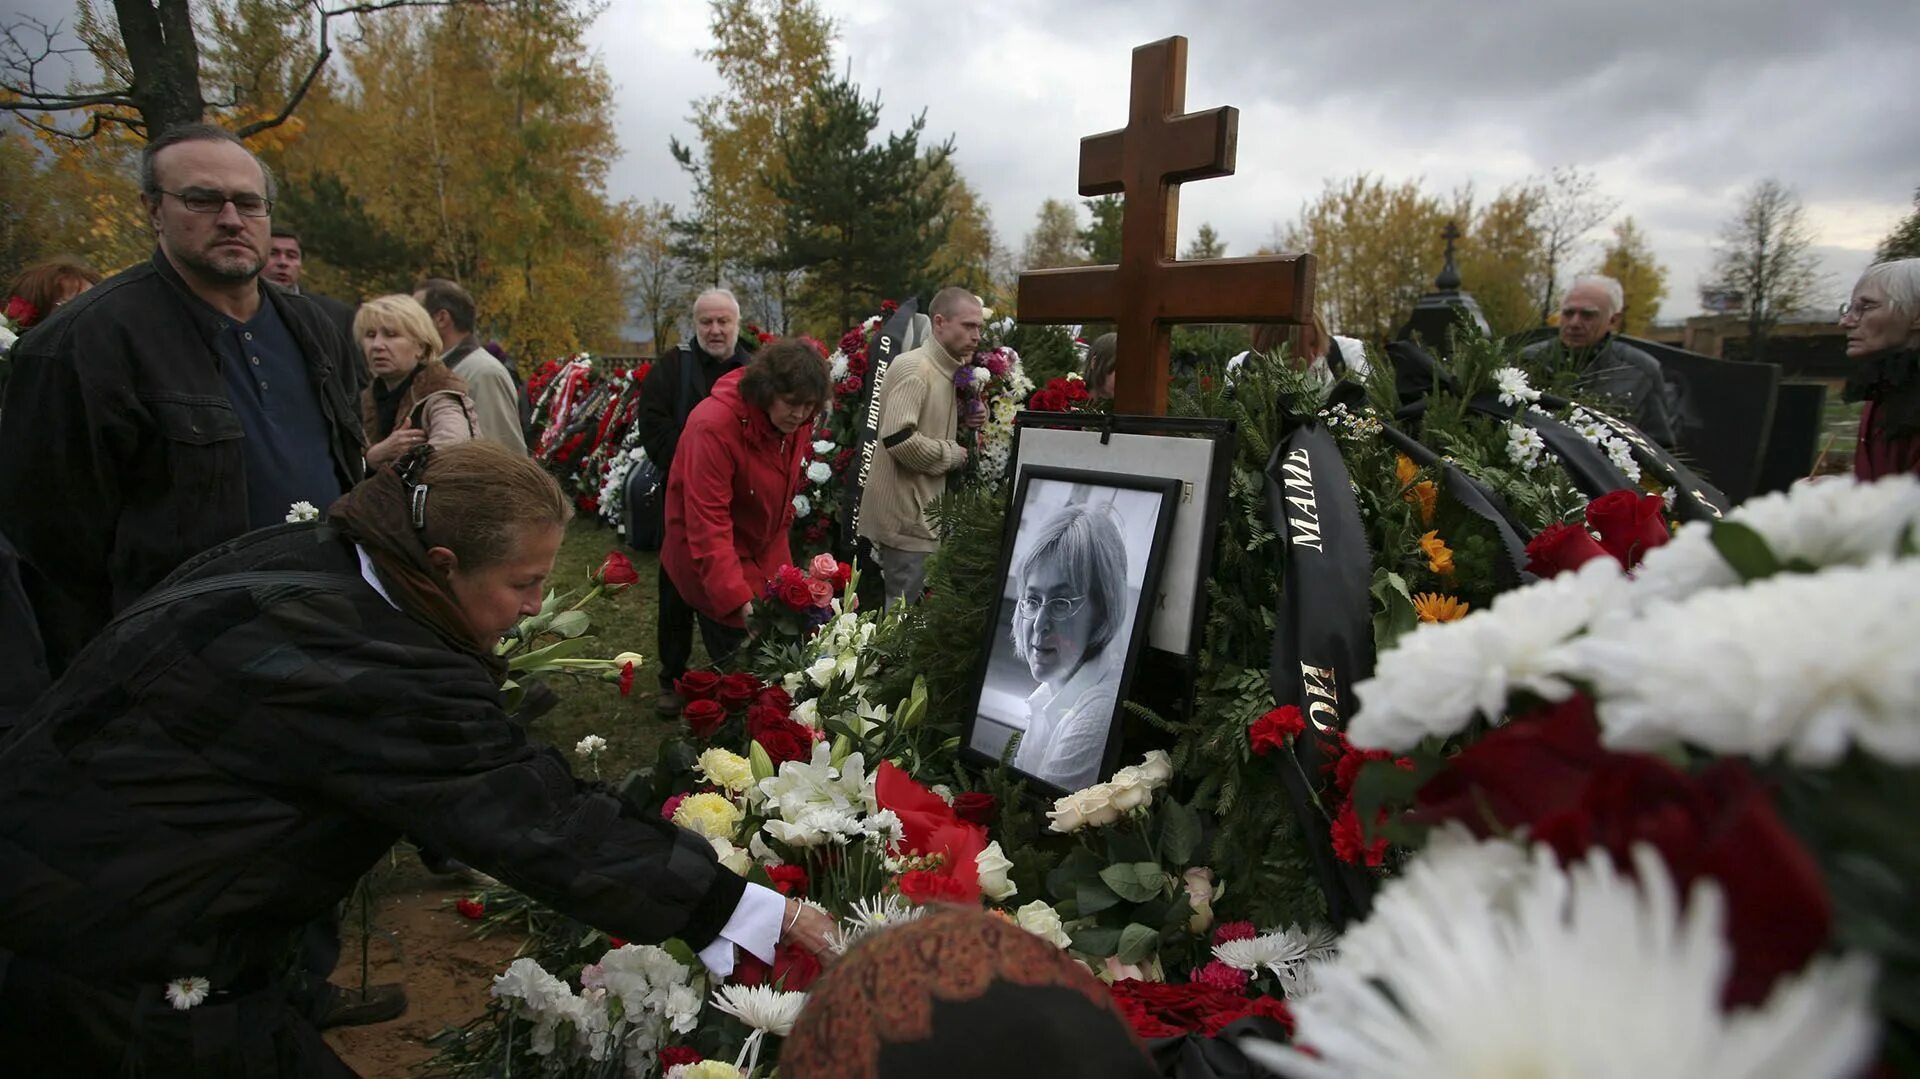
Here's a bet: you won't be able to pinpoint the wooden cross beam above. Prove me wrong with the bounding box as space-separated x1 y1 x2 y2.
1017 36 1316 416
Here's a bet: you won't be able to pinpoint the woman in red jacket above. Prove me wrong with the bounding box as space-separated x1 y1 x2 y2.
662 337 829 662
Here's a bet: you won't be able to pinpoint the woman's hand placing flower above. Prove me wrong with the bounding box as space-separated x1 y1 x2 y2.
779 897 838 958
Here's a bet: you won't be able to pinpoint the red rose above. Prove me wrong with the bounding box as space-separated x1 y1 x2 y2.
754 686 794 713
1415 696 1830 1008
1030 388 1067 412
658 1047 702 1070
617 661 634 697
766 864 809 896
834 561 854 589
1524 521 1613 578
675 670 721 701
748 708 818 764
716 672 762 712
608 937 627 947
776 571 815 611
881 299 899 313
1584 490 1669 570
951 792 998 826
596 550 639 587
731 941 822 990
848 355 869 377
4 295 39 327
683 699 728 739
842 375 863 394
1249 705 1306 756
455 897 484 920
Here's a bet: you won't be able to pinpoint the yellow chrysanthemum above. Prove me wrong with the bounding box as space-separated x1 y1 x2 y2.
1412 592 1470 623
671 792 742 840
1418 530 1456 576
695 748 754 793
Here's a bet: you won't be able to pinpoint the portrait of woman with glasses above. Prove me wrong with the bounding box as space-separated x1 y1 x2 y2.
965 471 1175 794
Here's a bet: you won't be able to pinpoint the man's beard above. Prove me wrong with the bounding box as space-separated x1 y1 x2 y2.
179 237 264 284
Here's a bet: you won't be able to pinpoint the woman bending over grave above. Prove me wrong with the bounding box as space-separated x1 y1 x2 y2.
1010 502 1129 791
0 442 836 1076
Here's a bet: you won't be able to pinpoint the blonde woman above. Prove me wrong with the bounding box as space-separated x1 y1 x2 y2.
356 293 478 468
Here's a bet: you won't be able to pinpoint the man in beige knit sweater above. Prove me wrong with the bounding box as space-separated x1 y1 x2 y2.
857 286 985 605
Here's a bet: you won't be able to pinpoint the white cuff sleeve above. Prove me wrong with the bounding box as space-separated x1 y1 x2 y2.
696 882 786 978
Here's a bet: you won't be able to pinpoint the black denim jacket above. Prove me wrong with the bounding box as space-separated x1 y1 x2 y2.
0 250 365 673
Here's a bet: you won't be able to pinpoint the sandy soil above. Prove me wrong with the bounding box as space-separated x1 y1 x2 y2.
322 865 525 1078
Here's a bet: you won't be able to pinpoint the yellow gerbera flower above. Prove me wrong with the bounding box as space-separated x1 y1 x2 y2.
1418 530 1455 576
1412 592 1470 622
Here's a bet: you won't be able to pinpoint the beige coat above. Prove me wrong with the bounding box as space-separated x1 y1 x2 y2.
449 344 528 453
856 337 968 552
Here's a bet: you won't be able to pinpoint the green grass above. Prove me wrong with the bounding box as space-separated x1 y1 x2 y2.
521 519 687 780
1814 393 1864 475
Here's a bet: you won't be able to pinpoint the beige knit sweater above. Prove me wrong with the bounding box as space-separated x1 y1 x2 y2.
856 337 969 552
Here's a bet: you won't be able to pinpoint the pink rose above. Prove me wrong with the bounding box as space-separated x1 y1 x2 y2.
807 578 834 608
807 553 840 582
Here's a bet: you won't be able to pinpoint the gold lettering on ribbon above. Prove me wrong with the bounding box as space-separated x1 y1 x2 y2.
1585 405 1723 519
1279 447 1323 552
1300 662 1341 732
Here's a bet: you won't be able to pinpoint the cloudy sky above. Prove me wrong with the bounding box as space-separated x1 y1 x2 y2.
595 0 1919 320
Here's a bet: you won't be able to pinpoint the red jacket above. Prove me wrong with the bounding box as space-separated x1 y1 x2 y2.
662 368 810 625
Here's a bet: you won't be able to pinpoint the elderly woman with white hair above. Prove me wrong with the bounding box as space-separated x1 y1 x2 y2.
1009 502 1130 792
1840 258 1920 480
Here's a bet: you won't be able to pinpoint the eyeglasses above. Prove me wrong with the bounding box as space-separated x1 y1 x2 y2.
1017 593 1087 620
157 188 273 218
1838 299 1881 320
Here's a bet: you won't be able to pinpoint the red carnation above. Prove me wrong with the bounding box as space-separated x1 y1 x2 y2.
881 299 899 314
951 792 998 826
595 551 640 587
1249 705 1306 756
896 868 978 906
716 672 763 712
455 897 485 920
658 1047 702 1070
683 699 728 739
766 864 809 897
1212 920 1257 945
1585 490 1670 570
675 670 722 701
1525 520 1614 578
1330 802 1389 867
1190 960 1249 993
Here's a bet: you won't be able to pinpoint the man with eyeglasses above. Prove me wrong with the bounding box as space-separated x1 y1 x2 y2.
0 122 364 679
1520 274 1677 447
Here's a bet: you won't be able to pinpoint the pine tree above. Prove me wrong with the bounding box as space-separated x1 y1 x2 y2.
770 75 955 331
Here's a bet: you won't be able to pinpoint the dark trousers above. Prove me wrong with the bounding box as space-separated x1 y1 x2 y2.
658 564 749 688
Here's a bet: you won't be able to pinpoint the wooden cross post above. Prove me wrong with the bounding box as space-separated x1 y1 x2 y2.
1017 36 1316 416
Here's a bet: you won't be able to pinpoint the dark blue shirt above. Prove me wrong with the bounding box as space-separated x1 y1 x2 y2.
214 297 344 528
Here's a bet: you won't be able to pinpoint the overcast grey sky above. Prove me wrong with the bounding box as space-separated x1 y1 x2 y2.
8 0 1916 319
596 0 1919 319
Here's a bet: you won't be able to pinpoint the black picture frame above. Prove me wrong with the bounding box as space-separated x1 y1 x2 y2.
960 464 1180 797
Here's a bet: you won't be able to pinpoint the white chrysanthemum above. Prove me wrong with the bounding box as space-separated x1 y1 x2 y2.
1493 366 1540 407
1506 423 1547 470
1213 924 1338 982
1246 839 1877 1079
762 806 863 847
164 975 210 1010
805 460 832 485
710 984 807 1036
284 500 319 523
1569 558 1920 765
668 1062 745 1079
837 892 926 951
861 808 904 847
1603 436 1642 483
1630 473 1920 610
574 734 607 758
829 352 850 381
1349 556 1627 750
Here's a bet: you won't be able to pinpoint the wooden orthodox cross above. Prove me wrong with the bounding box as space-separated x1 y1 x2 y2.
1017 36 1316 416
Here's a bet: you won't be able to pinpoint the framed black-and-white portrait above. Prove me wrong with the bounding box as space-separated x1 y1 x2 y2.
962 466 1178 795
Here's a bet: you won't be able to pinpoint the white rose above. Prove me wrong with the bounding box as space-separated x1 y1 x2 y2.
709 837 751 876
1136 750 1174 788
806 656 837 688
1182 866 1216 934
1049 786 1120 833
793 698 820 727
1014 901 1072 949
975 841 1017 901
806 460 832 484
812 438 835 455
1106 768 1153 812
782 671 804 695
792 494 812 517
